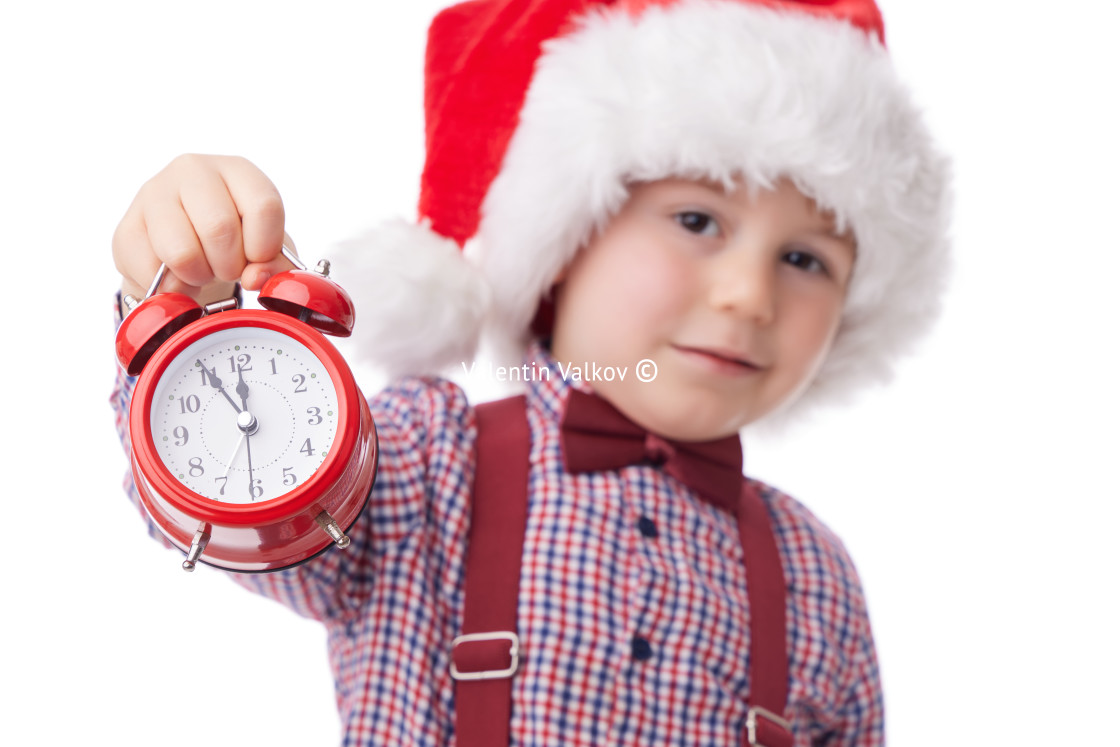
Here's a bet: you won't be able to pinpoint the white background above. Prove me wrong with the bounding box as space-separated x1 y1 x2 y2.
2 1 1117 744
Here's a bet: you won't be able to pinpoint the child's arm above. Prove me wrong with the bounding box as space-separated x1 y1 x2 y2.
112 154 296 303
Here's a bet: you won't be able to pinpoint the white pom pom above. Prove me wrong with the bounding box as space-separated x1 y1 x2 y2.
327 219 491 378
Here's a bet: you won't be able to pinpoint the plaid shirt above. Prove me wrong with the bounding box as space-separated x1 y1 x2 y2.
112 340 883 746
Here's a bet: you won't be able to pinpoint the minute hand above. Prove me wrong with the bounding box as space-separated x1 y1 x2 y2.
198 360 242 414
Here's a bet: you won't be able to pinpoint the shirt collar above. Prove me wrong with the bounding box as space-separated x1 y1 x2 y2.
521 340 597 423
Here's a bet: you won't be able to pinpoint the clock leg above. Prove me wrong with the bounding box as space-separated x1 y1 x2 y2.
182 524 212 572
314 511 351 550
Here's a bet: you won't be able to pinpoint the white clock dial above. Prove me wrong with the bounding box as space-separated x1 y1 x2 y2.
149 327 340 504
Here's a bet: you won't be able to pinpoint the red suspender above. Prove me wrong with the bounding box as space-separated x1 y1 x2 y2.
452 397 531 747
453 396 793 747
739 483 793 747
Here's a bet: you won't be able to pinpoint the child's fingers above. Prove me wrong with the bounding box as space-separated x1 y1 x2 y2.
112 199 193 298
240 257 293 291
141 187 216 290
114 197 234 303
240 234 300 291
217 156 287 266
112 154 286 303
177 163 248 284
112 208 162 300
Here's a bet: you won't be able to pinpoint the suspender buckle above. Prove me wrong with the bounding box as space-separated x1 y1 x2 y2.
450 631 520 681
745 705 793 747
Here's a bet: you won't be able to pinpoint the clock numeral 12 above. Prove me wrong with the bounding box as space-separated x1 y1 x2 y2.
228 353 252 373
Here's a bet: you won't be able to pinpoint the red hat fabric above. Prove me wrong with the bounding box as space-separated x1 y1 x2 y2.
419 0 593 247
419 0 885 247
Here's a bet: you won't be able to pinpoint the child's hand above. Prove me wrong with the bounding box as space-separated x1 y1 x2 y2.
113 154 295 305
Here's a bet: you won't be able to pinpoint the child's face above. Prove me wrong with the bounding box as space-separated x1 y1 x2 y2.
550 177 856 441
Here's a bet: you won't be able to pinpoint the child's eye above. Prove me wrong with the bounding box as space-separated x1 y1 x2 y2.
675 211 720 237
783 249 827 274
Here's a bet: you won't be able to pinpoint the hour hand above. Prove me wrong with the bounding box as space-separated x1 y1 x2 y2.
198 359 241 414
236 365 250 412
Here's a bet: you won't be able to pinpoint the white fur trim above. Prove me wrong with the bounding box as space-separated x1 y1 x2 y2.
476 0 952 425
329 219 490 377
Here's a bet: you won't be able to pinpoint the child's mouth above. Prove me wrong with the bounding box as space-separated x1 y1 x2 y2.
671 344 761 375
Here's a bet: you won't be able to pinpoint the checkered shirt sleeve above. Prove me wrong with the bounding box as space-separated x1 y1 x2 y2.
110 333 884 745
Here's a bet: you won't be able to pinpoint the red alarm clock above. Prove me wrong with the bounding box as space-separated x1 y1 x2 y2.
116 248 378 573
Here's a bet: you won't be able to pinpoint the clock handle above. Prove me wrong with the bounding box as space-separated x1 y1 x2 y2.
122 262 170 313
281 244 306 271
281 243 334 278
145 263 170 300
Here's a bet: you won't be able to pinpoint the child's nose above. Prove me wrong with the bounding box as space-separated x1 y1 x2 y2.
706 251 776 325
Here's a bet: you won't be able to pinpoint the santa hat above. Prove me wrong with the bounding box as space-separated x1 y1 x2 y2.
341 0 951 424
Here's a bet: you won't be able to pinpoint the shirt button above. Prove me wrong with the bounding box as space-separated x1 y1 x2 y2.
637 516 659 539
631 636 654 661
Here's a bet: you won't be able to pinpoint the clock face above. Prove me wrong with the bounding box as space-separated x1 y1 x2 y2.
149 326 340 504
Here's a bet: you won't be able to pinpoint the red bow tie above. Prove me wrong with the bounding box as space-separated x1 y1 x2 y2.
560 389 744 512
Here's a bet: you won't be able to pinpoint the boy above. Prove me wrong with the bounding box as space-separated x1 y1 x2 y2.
111 0 950 744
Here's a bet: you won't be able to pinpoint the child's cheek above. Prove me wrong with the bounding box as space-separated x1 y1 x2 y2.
606 235 696 322
553 223 697 361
